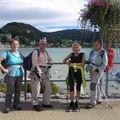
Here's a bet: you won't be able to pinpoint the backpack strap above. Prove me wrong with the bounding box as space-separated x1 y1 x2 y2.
99 50 105 58
34 48 40 58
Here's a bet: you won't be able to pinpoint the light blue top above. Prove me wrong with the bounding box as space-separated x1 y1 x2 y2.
0 50 24 77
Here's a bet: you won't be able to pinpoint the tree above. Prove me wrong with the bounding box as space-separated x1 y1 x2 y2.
79 0 120 47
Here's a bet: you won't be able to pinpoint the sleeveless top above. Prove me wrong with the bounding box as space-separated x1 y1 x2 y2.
70 52 84 63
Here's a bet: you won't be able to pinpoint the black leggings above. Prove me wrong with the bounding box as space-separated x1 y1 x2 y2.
68 68 82 92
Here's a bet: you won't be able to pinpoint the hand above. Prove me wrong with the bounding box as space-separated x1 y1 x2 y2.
47 63 52 69
92 71 98 76
68 63 72 67
1 69 8 74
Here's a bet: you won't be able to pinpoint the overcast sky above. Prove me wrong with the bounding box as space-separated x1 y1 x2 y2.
0 0 88 32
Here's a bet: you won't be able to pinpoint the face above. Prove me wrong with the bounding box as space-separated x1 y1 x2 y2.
39 40 47 51
72 45 80 53
11 40 20 51
93 41 101 51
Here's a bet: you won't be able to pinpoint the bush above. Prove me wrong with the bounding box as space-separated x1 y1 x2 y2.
0 83 6 93
21 82 59 95
51 82 59 95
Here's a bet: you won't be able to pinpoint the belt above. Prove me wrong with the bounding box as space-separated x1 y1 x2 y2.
39 66 47 68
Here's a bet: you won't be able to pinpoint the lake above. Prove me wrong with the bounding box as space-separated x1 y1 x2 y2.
0 47 120 96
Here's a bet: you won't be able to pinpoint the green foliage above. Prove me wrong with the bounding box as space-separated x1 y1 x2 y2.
51 82 59 95
0 83 6 93
80 0 120 47
21 82 59 95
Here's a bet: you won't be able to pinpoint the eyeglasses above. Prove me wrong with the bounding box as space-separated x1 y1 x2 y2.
40 43 47 45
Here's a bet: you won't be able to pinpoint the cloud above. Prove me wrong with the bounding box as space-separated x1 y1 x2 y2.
0 0 88 32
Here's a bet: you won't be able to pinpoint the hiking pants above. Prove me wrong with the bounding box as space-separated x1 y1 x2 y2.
4 75 23 108
90 72 104 105
68 68 82 92
31 68 51 105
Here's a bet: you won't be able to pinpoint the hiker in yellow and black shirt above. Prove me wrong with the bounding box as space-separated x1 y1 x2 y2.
63 43 86 112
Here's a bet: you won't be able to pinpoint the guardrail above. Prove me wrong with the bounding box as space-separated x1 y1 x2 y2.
23 62 120 100
0 62 120 100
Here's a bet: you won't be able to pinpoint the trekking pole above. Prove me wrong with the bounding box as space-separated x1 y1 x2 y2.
95 73 112 109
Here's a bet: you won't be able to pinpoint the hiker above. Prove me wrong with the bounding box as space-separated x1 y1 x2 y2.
30 37 53 111
63 43 86 112
86 39 108 109
0 36 24 113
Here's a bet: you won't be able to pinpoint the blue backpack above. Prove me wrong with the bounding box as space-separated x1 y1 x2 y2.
23 49 40 71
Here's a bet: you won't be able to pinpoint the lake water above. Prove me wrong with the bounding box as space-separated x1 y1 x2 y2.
0 47 120 96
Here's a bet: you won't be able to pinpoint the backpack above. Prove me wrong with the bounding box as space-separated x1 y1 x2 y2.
1 52 9 74
104 48 115 73
23 49 40 71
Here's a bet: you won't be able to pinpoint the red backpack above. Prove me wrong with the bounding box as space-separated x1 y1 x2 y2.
104 48 115 73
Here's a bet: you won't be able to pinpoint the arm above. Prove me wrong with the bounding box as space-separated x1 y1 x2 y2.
47 54 53 64
63 53 72 64
0 52 9 73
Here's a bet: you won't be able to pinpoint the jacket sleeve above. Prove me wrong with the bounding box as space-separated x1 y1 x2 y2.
98 50 108 73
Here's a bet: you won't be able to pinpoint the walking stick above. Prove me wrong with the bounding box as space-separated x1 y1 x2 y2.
95 73 112 109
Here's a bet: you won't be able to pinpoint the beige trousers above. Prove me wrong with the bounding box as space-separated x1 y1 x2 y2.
30 68 51 105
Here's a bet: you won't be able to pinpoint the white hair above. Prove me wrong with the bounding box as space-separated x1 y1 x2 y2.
39 37 47 44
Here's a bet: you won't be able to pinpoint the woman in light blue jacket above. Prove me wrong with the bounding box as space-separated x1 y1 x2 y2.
86 39 108 109
0 37 24 113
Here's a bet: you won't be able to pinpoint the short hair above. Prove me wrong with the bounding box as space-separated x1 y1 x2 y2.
72 43 81 50
93 39 103 46
10 36 20 44
39 37 47 44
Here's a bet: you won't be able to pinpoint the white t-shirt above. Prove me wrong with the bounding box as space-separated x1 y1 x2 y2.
91 51 99 70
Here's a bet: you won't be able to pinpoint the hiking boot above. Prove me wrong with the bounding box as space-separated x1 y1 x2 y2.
13 105 22 110
73 100 80 112
42 104 53 108
86 104 95 109
97 101 102 105
33 105 42 111
3 107 10 113
66 101 74 112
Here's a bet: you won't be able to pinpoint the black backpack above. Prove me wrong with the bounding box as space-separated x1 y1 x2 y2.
23 49 40 71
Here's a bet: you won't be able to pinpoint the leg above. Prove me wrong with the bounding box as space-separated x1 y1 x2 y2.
86 73 103 109
4 76 15 113
66 68 75 112
97 80 102 103
74 69 82 112
30 73 41 106
14 76 23 109
42 69 52 106
76 69 82 100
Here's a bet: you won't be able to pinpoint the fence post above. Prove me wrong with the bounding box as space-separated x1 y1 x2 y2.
24 69 27 100
105 72 109 97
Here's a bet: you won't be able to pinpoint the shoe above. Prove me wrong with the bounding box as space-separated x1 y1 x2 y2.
73 101 80 112
33 105 42 111
86 104 95 109
13 105 22 110
42 104 53 108
3 107 10 113
66 101 74 112
97 101 102 105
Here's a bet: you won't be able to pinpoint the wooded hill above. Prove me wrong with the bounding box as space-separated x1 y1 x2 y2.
0 22 100 47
